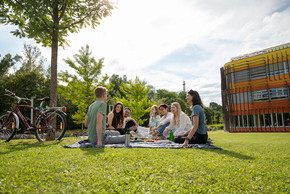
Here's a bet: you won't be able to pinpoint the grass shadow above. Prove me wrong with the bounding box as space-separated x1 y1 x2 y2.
0 140 63 155
202 147 255 160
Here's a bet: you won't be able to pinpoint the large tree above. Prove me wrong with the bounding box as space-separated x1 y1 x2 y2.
0 0 114 140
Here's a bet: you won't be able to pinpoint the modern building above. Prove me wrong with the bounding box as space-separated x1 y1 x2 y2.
221 43 290 132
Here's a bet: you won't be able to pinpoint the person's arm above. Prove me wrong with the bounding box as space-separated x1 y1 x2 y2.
153 114 170 131
176 131 189 137
96 112 104 146
106 112 115 130
163 121 173 136
183 116 199 147
126 118 138 130
84 116 89 127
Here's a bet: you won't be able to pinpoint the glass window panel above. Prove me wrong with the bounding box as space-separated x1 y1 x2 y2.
251 66 266 79
260 114 264 126
265 114 271 126
243 115 248 127
278 61 284 73
277 113 283 126
284 113 290 126
249 115 254 127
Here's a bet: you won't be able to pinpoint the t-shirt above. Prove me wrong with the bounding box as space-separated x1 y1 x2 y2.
191 105 207 135
86 99 107 143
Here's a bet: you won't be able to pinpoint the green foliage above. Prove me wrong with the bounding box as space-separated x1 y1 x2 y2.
207 124 224 130
108 74 128 99
204 106 224 125
209 102 223 112
0 132 289 193
58 45 106 125
0 0 115 47
0 53 21 77
154 89 191 115
0 45 50 114
0 0 115 124
19 44 46 73
115 77 153 125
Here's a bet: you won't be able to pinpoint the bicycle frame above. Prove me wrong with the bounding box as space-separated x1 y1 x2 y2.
6 104 48 131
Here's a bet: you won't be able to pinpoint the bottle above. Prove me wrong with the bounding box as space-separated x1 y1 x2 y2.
125 128 130 147
169 130 174 141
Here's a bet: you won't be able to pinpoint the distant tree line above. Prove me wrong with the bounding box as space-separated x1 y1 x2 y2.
0 44 223 130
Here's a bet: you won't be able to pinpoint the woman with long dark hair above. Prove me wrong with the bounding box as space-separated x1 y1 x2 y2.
107 102 126 134
175 90 208 146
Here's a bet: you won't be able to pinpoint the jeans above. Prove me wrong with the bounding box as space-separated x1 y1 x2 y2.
157 122 170 136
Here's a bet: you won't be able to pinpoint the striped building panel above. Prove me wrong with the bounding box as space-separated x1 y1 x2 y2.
221 43 290 132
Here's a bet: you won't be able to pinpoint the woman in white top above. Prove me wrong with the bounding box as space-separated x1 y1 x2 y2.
163 102 192 137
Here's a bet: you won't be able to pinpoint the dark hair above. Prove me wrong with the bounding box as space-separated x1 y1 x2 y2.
124 107 131 111
112 102 124 127
159 104 168 109
188 90 204 108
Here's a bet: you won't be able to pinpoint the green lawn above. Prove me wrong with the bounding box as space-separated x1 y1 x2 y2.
0 131 289 193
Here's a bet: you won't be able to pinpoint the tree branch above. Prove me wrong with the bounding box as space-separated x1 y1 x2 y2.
13 0 52 36
59 8 97 30
58 0 68 21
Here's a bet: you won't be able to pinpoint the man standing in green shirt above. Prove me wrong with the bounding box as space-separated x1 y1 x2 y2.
85 86 108 146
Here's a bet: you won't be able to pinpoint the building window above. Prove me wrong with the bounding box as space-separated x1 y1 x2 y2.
269 61 289 76
234 69 249 83
253 89 268 101
283 113 290 126
248 115 254 127
251 65 266 79
264 114 271 126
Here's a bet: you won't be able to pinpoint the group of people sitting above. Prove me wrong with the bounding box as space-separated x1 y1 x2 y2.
84 86 208 147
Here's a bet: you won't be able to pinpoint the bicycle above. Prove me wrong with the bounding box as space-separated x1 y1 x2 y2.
0 89 67 142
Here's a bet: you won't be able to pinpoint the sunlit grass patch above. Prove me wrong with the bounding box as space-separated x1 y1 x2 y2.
0 131 289 193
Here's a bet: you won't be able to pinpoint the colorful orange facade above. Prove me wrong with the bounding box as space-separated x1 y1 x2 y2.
221 43 290 132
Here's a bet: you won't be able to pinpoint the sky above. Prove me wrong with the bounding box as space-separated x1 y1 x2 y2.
0 0 290 106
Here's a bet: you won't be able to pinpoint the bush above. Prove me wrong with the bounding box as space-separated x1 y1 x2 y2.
207 124 224 131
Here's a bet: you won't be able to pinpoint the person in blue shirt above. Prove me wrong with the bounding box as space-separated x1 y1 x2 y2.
175 89 208 146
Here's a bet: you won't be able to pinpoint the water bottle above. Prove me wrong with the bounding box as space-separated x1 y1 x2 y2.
125 128 130 147
169 130 174 141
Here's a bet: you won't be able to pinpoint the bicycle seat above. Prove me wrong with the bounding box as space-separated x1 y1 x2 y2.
37 97 50 102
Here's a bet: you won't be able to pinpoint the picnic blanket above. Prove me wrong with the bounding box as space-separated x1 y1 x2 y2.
63 139 221 149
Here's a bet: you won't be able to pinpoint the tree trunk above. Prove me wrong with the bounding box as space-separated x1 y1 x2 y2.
46 7 59 141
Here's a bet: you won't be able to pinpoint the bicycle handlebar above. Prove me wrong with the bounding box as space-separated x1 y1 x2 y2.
4 89 66 113
5 89 31 103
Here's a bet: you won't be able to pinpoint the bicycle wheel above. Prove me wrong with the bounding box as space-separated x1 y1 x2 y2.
0 112 17 142
35 110 67 141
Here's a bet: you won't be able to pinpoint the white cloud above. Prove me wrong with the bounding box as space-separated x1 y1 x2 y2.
1 0 290 107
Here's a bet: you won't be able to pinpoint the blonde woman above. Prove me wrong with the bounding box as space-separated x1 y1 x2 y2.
148 105 161 135
163 102 192 137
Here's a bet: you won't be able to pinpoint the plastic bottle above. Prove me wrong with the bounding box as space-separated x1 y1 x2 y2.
169 130 174 141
